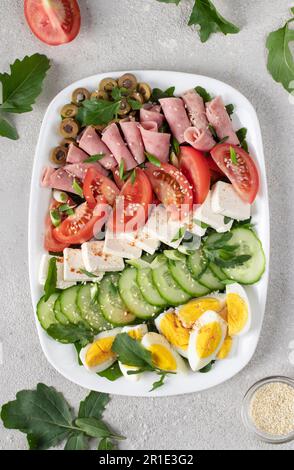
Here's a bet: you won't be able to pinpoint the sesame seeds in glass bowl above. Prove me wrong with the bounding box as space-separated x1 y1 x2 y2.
241 376 294 444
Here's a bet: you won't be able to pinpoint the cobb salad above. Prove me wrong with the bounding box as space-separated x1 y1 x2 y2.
36 73 265 391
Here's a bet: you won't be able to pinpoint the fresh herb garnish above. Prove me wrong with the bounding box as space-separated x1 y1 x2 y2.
171 226 186 242
80 268 99 278
128 99 142 110
266 10 294 94
149 372 169 392
130 169 137 184
203 232 251 268
230 146 238 165
46 322 94 346
224 216 233 225
50 209 61 227
151 86 175 102
218 136 229 144
72 178 84 198
172 136 180 156
193 219 210 229
119 160 125 180
0 54 50 140
195 86 212 103
199 360 215 373
208 123 218 139
98 363 123 382
145 151 162 167
225 103 234 117
77 99 121 127
1 385 124 450
44 257 57 301
84 153 105 163
236 127 249 152
58 204 75 216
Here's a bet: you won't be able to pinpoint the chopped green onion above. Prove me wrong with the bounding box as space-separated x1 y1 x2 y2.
119 160 125 180
230 146 238 165
145 152 161 167
50 209 61 227
84 153 105 163
72 178 84 198
53 190 68 203
80 268 98 278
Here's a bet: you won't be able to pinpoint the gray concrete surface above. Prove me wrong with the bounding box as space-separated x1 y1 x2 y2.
0 0 294 450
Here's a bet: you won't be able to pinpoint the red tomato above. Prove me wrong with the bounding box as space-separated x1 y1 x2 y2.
83 168 119 209
179 147 211 205
44 201 70 253
24 0 81 46
145 162 193 219
112 168 125 190
211 143 259 203
205 155 227 184
108 168 153 233
53 202 109 245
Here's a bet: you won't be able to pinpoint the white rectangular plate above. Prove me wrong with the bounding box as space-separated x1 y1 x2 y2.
29 71 269 397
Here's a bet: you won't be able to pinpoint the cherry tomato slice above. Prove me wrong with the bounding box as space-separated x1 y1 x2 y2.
83 167 119 209
179 146 211 205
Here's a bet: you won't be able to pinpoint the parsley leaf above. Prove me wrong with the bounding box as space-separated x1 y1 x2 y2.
149 372 169 392
0 54 50 114
46 322 94 345
236 127 249 152
77 99 121 126
195 85 212 103
225 103 234 117
151 86 175 102
0 117 18 140
266 14 294 94
98 363 123 382
44 257 57 301
188 0 240 43
112 333 154 369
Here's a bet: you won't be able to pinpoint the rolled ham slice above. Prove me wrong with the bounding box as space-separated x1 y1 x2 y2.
41 163 106 194
184 127 216 152
102 123 137 171
66 143 108 175
139 122 170 163
64 163 107 181
206 96 239 145
120 121 145 164
159 97 190 144
78 126 117 169
140 105 164 127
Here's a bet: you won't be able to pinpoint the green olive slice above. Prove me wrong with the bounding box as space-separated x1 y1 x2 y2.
118 73 137 92
130 92 144 104
51 146 68 165
59 118 80 138
91 90 109 101
137 82 152 102
60 103 79 118
71 88 90 105
117 98 131 116
61 138 76 147
99 78 118 92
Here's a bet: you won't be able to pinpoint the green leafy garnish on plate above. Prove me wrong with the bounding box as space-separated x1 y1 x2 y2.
98 363 123 382
72 178 84 198
84 153 105 163
236 127 249 152
151 86 175 102
44 257 57 301
77 99 121 126
46 322 94 345
195 85 212 103
145 151 161 167
230 146 238 165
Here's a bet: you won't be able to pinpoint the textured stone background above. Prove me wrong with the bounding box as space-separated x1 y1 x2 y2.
0 0 294 450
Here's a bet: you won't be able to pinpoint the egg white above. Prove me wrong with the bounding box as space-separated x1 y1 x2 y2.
188 310 227 371
155 309 190 358
118 324 148 381
141 332 187 373
226 283 251 336
80 327 122 374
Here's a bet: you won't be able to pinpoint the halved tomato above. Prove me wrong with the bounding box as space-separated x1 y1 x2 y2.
44 200 70 253
24 0 81 46
112 167 125 190
144 162 193 219
205 154 227 184
53 202 108 244
83 168 119 209
108 168 153 233
211 143 259 203
179 147 211 205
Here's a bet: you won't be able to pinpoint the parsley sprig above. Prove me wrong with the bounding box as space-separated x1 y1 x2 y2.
203 232 251 269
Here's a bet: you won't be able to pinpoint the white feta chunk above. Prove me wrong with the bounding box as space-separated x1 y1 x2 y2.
194 191 233 233
123 230 160 255
211 181 251 221
142 205 186 249
82 241 125 272
103 230 142 259
63 248 104 282
39 254 76 289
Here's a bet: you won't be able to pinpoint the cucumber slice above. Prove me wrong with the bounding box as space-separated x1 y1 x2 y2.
119 268 160 319
198 267 225 291
210 262 227 281
187 248 208 279
99 273 136 326
137 268 167 307
37 293 59 330
60 286 86 325
168 259 210 297
220 227 266 284
152 258 191 306
76 284 112 332
54 297 69 325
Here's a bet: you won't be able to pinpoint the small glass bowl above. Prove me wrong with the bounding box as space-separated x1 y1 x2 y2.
241 376 294 444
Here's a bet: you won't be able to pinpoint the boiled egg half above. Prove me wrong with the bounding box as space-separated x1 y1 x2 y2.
80 327 122 373
141 332 187 373
226 283 251 336
176 294 226 328
119 324 148 381
155 309 190 358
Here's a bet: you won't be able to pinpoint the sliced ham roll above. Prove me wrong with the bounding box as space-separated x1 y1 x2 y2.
102 123 137 171
41 163 106 194
140 104 164 127
64 163 107 181
206 96 239 145
139 122 170 163
159 97 190 144
78 126 117 169
184 127 216 152
66 143 108 175
120 121 145 164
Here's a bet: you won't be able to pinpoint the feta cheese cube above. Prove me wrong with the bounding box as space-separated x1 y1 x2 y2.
82 241 125 272
39 254 76 289
103 230 142 259
142 205 186 249
211 181 251 221
123 230 160 255
194 191 233 233
63 248 104 282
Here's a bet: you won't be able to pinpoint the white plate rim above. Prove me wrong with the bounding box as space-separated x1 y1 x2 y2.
28 70 270 397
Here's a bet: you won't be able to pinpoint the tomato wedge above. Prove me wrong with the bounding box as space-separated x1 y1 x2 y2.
53 202 109 245
24 0 81 46
108 168 153 233
211 143 259 203
179 147 210 205
144 162 193 219
83 168 119 209
44 200 70 252
112 167 125 190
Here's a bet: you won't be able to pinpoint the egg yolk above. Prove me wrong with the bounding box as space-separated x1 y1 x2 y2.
227 293 248 336
128 329 144 340
196 321 222 359
148 344 177 371
85 337 116 367
160 312 190 350
178 298 222 328
217 336 233 360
